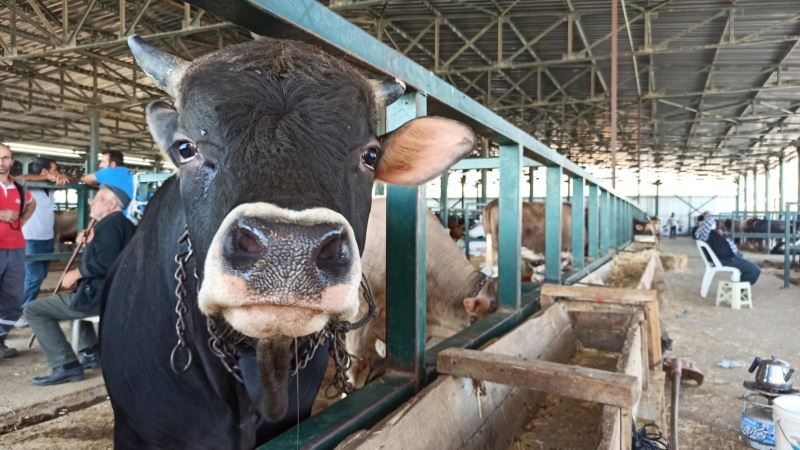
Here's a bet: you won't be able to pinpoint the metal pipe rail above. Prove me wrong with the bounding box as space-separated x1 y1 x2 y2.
785 202 800 289
182 1 647 448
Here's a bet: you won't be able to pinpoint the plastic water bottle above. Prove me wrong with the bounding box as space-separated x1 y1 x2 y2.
718 359 744 369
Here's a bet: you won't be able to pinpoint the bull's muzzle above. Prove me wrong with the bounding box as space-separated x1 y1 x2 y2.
199 203 362 338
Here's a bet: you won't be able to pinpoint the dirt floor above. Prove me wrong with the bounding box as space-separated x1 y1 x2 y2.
660 237 800 449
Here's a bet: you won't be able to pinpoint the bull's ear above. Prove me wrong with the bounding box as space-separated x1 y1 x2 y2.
145 101 179 164
376 116 475 185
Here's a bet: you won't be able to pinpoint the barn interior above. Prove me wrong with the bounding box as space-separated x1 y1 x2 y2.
1 1 799 449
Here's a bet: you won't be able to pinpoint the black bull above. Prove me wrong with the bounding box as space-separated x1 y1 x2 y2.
100 35 475 448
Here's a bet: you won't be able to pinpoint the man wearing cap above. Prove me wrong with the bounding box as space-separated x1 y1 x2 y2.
24 185 135 385
81 150 134 217
695 213 761 284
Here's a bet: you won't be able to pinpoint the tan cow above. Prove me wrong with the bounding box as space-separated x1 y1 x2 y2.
482 199 573 254
316 198 498 406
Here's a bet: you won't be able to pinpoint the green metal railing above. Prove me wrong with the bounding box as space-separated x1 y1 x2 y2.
785 203 799 289
185 1 647 448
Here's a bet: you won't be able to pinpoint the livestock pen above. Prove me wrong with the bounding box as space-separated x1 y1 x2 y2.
181 1 648 448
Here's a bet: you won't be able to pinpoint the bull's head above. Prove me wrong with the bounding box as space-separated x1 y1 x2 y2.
128 36 474 340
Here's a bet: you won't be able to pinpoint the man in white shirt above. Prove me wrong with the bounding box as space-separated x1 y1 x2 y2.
18 157 70 317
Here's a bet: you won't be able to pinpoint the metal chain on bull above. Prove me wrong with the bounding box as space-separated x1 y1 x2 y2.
171 227 378 394
170 228 194 374
469 273 491 298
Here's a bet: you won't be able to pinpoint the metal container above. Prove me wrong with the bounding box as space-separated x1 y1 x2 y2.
741 393 775 450
750 357 796 393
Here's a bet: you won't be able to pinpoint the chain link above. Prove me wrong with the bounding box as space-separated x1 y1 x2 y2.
170 228 194 374
206 317 244 383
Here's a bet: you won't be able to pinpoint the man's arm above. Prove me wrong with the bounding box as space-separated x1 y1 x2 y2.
18 172 71 185
81 172 99 186
695 217 714 241
79 220 127 279
20 198 35 226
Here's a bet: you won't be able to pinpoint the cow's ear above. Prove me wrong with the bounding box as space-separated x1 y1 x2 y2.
376 116 475 185
145 101 179 165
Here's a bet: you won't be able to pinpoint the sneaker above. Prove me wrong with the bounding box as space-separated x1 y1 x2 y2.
31 365 84 386
14 316 29 328
80 352 100 369
0 342 18 359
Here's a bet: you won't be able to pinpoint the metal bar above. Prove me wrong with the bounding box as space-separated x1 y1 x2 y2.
744 171 749 214
610 0 618 188
765 163 770 212
385 92 427 383
545 166 562 283
571 176 585 269
451 157 537 170
619 0 640 95
753 169 758 217
480 139 488 204
125 0 154 36
68 0 97 46
588 183 599 260
439 172 448 227
600 189 610 255
498 142 522 310
89 108 99 172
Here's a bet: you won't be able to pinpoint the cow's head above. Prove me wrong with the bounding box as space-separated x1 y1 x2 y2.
129 36 474 340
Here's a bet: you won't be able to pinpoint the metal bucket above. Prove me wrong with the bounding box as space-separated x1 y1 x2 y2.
742 392 776 449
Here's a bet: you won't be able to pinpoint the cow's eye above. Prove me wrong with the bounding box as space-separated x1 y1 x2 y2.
172 140 198 163
361 146 381 171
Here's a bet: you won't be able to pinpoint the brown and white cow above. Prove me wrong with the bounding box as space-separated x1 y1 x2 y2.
340 198 497 390
482 199 573 255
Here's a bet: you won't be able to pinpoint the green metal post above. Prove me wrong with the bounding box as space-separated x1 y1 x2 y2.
571 177 585 269
528 167 534 202
439 172 448 227
545 166 562 283
385 92 426 383
600 189 610 255
588 184 599 259
735 177 740 214
480 138 488 204
498 142 522 310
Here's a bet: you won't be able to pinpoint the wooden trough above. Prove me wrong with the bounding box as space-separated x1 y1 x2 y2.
338 283 664 450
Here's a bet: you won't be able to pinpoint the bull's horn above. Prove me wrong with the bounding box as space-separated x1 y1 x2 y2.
127 35 189 99
370 77 406 108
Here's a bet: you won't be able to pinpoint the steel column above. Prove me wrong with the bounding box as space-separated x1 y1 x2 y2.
610 0 618 188
765 163 770 212
480 138 488 204
743 171 749 214
588 184 599 259
528 167 534 202
571 177 585 269
385 92 427 383
735 176 740 214
439 172 448 226
498 142 522 310
600 189 610 255
89 108 99 173
779 157 785 214
545 166 563 283
753 169 758 215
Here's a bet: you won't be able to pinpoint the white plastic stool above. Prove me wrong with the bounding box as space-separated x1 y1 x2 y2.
71 316 100 352
716 281 753 310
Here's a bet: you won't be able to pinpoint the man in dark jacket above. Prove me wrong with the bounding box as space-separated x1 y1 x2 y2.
25 185 136 386
695 214 760 284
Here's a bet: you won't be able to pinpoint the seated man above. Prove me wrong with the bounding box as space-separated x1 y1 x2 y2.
694 214 760 285
24 185 136 386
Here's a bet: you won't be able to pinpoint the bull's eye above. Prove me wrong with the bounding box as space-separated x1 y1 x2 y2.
361 146 381 171
172 140 198 163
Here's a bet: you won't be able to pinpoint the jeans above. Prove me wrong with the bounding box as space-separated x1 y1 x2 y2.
24 293 99 369
720 255 761 285
0 248 25 342
669 226 677 239
23 239 54 307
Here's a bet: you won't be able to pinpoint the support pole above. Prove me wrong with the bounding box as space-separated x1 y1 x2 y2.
735 176 740 214
386 92 427 385
571 177 585 269
439 172 448 227
610 0 618 188
743 171 749 215
753 169 758 216
779 156 785 215
89 108 100 173
764 163 770 213
498 142 522 310
653 180 661 217
546 166 563 283
528 167 534 202
600 189 610 255
588 184 599 260
480 138 488 204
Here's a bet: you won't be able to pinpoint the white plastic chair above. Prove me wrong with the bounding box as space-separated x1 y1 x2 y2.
71 316 100 352
695 240 741 297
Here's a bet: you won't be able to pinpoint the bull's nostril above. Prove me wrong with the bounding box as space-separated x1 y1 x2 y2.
223 226 263 264
315 229 351 278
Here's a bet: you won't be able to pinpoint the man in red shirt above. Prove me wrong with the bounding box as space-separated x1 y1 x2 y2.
0 144 36 358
